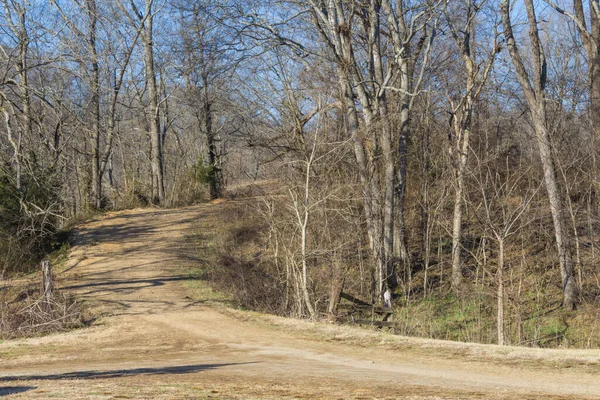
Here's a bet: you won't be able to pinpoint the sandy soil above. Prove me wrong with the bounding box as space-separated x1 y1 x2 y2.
1 203 600 399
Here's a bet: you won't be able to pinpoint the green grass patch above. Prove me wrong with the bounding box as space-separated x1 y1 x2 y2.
393 292 495 344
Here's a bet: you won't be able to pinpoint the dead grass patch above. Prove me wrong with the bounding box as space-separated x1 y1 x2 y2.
0 281 88 340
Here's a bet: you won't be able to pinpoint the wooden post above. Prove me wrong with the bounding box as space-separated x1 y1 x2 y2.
41 260 53 306
327 268 344 322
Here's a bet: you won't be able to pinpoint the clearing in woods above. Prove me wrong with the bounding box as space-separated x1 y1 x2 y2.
1 202 600 399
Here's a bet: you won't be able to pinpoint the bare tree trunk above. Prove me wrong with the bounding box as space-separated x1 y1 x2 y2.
17 14 28 194
87 0 102 210
1 101 21 190
142 0 165 205
394 89 410 268
531 105 578 309
497 237 505 346
203 83 222 200
501 0 578 309
394 55 413 293
338 71 384 300
445 3 497 290
372 18 397 291
3 0 30 193
590 58 600 141
300 204 315 318
291 120 321 319
327 262 344 322
380 0 434 285
450 121 471 289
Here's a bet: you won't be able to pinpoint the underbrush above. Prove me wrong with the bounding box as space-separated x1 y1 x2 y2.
193 195 600 349
213 220 284 314
390 291 600 348
0 228 88 340
0 285 87 340
186 199 286 314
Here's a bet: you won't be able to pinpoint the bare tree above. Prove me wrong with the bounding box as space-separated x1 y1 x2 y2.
470 156 539 345
87 0 101 209
444 0 500 289
543 1 600 150
380 0 438 271
306 0 437 301
50 0 144 209
121 0 166 205
500 0 578 309
0 0 34 193
99 2 145 204
175 0 234 200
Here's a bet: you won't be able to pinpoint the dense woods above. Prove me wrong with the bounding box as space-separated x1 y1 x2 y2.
2 0 600 346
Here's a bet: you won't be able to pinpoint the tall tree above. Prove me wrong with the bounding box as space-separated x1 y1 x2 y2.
500 0 578 309
306 0 437 301
176 0 231 200
1 0 33 192
126 0 165 204
444 0 499 288
99 1 145 205
543 1 600 148
380 0 438 274
86 0 101 209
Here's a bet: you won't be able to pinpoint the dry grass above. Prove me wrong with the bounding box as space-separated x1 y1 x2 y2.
219 306 600 373
0 280 87 340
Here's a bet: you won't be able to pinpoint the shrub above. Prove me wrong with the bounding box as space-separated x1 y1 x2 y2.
0 285 86 339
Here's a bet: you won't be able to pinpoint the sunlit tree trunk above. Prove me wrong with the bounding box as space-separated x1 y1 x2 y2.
86 0 102 209
141 0 165 204
497 236 505 346
501 0 578 309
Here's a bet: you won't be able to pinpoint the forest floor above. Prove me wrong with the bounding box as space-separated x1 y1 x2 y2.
1 202 600 399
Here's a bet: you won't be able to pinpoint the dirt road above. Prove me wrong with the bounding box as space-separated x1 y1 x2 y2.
1 204 600 399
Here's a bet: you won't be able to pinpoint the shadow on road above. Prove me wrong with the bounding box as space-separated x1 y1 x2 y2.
0 362 257 382
0 386 37 397
61 274 196 292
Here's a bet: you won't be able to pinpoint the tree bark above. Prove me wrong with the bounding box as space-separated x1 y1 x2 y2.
450 105 472 289
142 0 165 205
445 2 497 290
203 83 222 200
501 0 578 309
327 263 344 322
394 90 410 269
590 56 600 138
370 0 396 291
497 237 505 346
531 105 578 309
3 0 30 193
86 0 102 210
